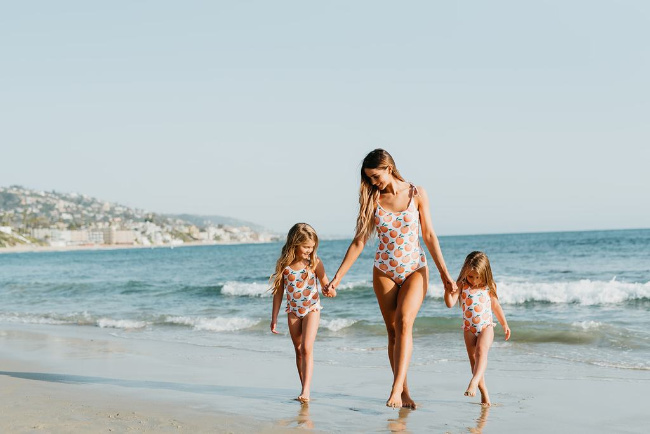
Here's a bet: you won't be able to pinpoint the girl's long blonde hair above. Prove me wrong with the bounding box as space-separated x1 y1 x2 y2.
270 223 319 295
355 149 406 242
457 251 498 298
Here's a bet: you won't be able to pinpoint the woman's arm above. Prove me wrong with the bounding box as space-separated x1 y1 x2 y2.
416 186 457 292
270 280 284 334
491 297 510 340
326 236 366 293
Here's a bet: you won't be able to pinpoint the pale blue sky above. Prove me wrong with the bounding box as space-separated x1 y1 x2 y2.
1 1 648 237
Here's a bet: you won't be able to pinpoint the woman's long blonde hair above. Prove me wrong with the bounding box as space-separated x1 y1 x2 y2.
270 223 319 295
457 251 498 298
355 149 406 242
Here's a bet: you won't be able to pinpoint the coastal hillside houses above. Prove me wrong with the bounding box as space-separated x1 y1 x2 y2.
0 185 276 248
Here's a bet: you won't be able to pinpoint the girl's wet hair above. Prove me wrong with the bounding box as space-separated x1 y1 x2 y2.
270 223 319 294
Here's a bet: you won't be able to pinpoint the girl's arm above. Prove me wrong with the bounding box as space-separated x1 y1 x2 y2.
491 297 510 340
314 258 334 297
416 187 457 292
326 236 366 293
270 280 284 334
444 281 462 308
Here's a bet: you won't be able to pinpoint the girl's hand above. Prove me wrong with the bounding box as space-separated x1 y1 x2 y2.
503 324 511 341
270 320 280 334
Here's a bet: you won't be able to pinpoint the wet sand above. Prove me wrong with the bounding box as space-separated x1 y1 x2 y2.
0 323 647 433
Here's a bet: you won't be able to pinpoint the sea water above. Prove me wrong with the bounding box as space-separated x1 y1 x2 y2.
1 229 648 372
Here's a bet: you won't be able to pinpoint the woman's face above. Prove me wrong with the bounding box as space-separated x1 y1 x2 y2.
364 167 392 190
295 241 315 261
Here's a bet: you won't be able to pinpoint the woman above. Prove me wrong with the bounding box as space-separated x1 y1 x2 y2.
325 149 456 409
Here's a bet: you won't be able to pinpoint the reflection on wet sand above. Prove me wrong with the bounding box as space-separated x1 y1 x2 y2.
276 402 314 430
468 405 490 434
387 407 412 433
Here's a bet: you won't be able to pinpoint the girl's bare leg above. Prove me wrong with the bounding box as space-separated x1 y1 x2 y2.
374 267 427 409
298 310 320 402
287 313 304 393
464 327 494 402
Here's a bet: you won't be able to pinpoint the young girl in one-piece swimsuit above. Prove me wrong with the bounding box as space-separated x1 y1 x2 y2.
444 251 511 406
270 223 335 403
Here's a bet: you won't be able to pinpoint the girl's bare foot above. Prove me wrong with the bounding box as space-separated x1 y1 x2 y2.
401 390 417 409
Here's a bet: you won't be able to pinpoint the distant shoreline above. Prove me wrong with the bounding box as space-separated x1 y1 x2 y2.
0 240 276 255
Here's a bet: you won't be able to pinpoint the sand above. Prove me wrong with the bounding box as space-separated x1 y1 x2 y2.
1 323 648 433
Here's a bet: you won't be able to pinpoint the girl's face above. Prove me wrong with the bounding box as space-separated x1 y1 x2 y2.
295 241 315 262
364 167 392 190
466 269 484 288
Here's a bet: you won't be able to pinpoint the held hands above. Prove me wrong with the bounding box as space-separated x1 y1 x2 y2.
442 275 458 294
322 276 340 298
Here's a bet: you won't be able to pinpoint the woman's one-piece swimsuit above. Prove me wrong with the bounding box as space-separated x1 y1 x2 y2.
461 286 495 336
374 184 427 286
283 266 322 318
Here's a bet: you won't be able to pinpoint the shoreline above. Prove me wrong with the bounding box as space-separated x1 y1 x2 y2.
0 239 276 255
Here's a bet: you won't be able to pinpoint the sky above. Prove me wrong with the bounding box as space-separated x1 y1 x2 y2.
1 1 648 237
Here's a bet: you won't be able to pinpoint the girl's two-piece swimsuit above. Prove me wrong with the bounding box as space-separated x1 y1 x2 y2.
373 183 428 286
283 265 322 318
461 286 495 336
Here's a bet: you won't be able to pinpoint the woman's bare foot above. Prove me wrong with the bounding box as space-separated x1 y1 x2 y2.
479 386 491 406
386 388 403 408
296 394 310 403
401 390 417 409
464 379 478 397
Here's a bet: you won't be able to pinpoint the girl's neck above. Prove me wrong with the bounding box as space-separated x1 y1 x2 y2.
290 259 310 269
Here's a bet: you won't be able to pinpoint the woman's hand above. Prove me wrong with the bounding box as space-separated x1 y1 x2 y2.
441 274 457 293
270 320 280 334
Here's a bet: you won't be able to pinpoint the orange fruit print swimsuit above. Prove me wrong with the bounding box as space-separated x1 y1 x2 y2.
283 266 322 318
461 286 495 336
374 184 428 286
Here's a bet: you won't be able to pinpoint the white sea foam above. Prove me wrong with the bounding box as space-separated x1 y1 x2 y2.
97 318 148 329
165 316 259 332
336 280 371 290
321 318 357 332
496 278 650 305
221 281 271 297
571 321 603 330
0 314 69 325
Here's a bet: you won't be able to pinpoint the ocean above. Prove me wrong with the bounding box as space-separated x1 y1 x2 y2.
1 229 649 373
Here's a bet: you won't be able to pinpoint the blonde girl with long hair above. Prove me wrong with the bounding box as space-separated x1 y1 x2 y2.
444 251 510 406
270 223 334 403
324 148 456 409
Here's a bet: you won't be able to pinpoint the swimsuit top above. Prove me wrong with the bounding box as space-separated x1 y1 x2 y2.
374 183 421 246
283 265 321 317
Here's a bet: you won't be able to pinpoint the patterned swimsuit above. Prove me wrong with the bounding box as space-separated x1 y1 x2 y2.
461 286 495 336
283 266 322 318
373 184 427 286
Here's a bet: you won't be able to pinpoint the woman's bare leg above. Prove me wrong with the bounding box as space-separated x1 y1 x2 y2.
374 267 427 409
